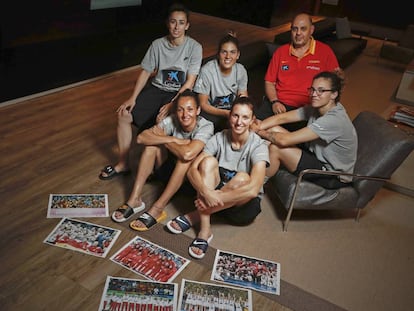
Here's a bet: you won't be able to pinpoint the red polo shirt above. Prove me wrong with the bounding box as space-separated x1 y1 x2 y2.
265 38 339 108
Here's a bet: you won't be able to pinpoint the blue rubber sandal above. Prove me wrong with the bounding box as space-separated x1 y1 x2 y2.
166 215 192 234
188 235 213 259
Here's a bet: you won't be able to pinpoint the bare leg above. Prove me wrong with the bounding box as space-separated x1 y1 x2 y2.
188 157 219 257
168 157 219 232
127 145 160 206
114 112 134 172
113 145 159 220
266 143 281 178
130 160 192 229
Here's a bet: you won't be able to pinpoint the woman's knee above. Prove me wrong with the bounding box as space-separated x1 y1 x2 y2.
223 172 250 190
199 156 218 173
118 112 133 125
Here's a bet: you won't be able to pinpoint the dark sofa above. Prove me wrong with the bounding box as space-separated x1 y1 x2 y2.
273 18 368 68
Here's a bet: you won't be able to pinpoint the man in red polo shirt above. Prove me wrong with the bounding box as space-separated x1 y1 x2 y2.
256 13 342 130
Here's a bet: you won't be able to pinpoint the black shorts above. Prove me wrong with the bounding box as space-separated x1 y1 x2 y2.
153 154 176 183
215 168 262 225
131 85 176 131
217 197 262 226
294 150 351 189
153 155 196 195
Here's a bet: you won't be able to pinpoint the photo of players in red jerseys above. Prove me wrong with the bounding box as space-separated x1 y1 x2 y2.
47 194 109 218
211 250 281 295
98 276 178 311
43 218 121 258
111 236 190 283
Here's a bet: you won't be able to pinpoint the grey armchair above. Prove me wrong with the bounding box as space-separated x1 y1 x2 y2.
270 111 414 232
379 24 414 64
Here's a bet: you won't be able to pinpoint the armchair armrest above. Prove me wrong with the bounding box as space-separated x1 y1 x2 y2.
296 168 390 183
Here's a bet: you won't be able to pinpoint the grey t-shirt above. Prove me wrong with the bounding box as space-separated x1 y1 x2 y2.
298 103 358 182
204 129 270 195
160 115 214 144
141 36 203 92
194 59 248 110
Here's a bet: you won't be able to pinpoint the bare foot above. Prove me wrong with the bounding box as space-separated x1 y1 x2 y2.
113 199 144 220
130 205 164 229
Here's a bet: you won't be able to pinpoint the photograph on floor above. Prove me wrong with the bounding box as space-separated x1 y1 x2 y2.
211 250 281 295
43 218 120 258
110 236 190 283
98 275 178 311
47 193 109 218
178 278 252 311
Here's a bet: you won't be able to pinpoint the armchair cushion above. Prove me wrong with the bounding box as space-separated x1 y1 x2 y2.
335 17 352 39
379 24 414 64
399 24 414 49
380 43 414 64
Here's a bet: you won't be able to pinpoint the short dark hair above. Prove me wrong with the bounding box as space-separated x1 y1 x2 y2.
167 3 190 22
230 95 255 114
313 71 345 102
217 30 240 54
172 89 199 112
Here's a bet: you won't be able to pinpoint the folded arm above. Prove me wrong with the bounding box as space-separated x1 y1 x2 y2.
166 139 205 162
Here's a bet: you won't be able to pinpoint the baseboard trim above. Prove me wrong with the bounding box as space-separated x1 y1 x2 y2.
384 182 414 198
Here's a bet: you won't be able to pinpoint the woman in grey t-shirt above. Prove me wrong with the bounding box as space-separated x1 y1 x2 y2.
194 32 248 132
253 71 357 189
99 3 202 180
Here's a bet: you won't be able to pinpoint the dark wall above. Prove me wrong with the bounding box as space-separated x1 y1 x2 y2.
341 2 412 30
181 0 275 28
1 0 172 48
0 0 172 102
196 0 412 30
315 0 412 30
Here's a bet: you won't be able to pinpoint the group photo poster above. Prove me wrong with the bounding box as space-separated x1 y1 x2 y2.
178 279 252 311
47 194 109 218
98 276 178 311
211 249 281 295
110 236 190 283
43 218 120 258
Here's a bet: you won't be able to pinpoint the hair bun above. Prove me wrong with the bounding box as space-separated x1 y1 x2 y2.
227 29 237 38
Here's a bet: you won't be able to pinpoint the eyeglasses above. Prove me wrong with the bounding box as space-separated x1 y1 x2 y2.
307 87 334 96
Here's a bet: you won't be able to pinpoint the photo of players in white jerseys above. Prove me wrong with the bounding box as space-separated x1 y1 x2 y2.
47 194 109 218
211 250 281 295
43 218 120 258
178 279 252 311
110 236 190 283
98 276 178 311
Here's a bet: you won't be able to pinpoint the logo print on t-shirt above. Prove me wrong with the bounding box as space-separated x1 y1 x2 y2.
219 167 237 183
282 64 289 71
212 93 235 110
162 69 185 89
168 71 179 82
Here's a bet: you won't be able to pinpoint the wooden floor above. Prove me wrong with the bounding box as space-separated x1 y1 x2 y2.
0 13 297 311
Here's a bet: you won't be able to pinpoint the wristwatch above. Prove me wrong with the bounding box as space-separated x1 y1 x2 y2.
271 99 281 104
